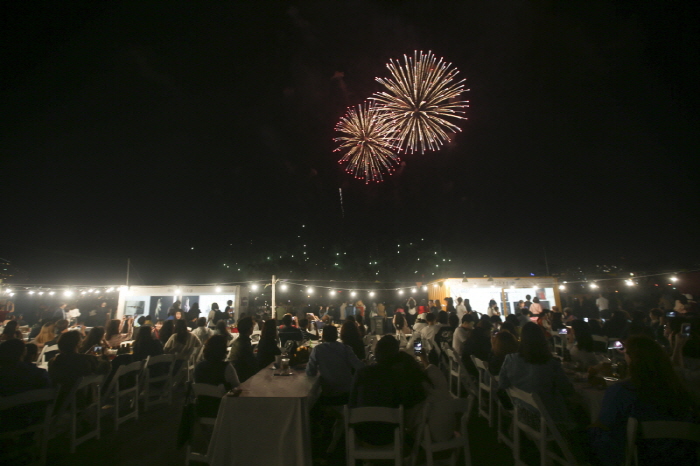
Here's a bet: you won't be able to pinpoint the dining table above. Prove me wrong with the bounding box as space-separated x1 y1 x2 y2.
207 363 321 466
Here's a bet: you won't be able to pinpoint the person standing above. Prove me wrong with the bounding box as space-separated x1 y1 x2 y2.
455 297 467 321
53 303 68 321
529 297 543 316
224 300 234 321
596 293 610 319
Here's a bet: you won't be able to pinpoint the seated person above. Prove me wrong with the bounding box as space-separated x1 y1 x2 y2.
298 317 320 341
340 321 365 361
44 319 70 346
461 317 492 377
191 317 214 344
194 335 240 417
498 323 575 425
590 336 698 466
30 322 56 350
105 317 134 348
306 325 364 406
79 327 109 354
164 320 202 373
131 326 164 361
452 314 475 355
0 339 51 396
227 316 258 383
567 320 599 371
0 320 23 342
278 314 304 346
48 331 110 408
256 319 281 368
349 335 429 445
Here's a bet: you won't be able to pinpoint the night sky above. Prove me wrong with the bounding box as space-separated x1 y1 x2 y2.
2 1 699 286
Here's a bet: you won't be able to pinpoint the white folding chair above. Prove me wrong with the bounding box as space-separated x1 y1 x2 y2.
471 356 495 427
102 360 142 431
68 374 104 453
185 383 226 466
0 388 57 466
344 405 404 466
36 344 59 369
142 354 175 411
446 348 462 398
625 417 700 466
506 387 579 466
494 374 514 449
550 335 565 357
411 395 474 466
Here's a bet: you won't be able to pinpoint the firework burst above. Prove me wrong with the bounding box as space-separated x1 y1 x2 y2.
334 101 400 183
371 50 469 154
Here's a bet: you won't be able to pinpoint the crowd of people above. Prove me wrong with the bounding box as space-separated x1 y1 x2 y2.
1 290 699 464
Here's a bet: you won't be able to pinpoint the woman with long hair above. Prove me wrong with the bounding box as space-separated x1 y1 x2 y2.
159 320 174 346
31 322 56 349
256 319 281 368
105 317 133 348
498 322 575 422
79 327 108 354
132 326 163 361
0 320 22 342
194 335 240 416
341 320 365 361
489 330 519 376
393 312 411 336
591 336 697 466
568 320 598 370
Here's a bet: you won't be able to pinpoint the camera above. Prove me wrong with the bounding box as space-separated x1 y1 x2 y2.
413 340 422 352
608 340 623 350
681 323 691 337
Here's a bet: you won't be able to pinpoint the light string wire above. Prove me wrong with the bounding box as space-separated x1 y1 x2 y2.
2 269 695 295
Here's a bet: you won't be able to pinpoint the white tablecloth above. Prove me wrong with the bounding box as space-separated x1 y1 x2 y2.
207 364 320 466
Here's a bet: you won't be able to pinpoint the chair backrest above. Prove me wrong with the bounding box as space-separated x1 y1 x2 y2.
506 386 578 465
0 388 57 464
145 354 175 379
192 383 227 398
625 417 700 466
422 396 473 443
347 405 404 425
146 353 176 367
592 335 608 353
38 344 59 366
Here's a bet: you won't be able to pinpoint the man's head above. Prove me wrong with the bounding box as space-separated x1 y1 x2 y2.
237 316 254 336
299 318 309 329
425 313 436 325
322 324 338 342
461 314 475 326
375 335 400 363
57 331 82 353
197 317 207 327
227 300 233 306
282 314 293 327
457 297 463 304
0 339 25 365
526 295 531 301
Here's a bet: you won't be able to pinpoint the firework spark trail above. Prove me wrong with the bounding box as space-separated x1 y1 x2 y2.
334 101 401 183
371 50 469 154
